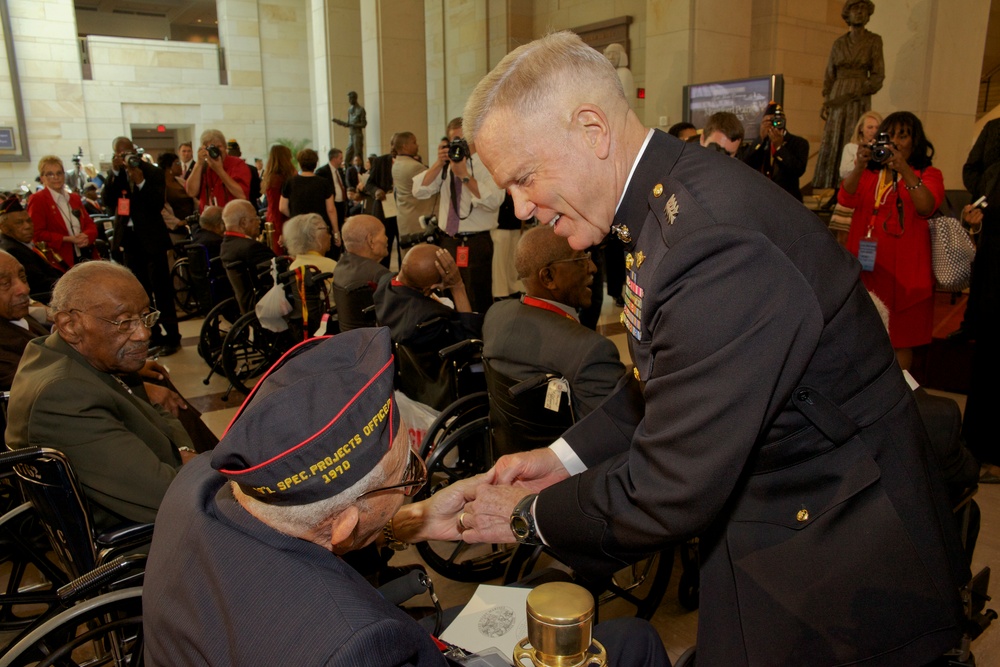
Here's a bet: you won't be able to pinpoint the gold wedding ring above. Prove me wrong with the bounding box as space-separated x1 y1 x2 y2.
458 512 468 531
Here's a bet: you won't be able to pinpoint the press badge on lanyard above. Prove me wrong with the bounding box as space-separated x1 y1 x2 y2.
858 238 876 271
116 196 130 216
455 245 470 268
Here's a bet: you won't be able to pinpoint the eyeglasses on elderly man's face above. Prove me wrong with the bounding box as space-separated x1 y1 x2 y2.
545 251 591 268
69 308 161 334
358 447 427 499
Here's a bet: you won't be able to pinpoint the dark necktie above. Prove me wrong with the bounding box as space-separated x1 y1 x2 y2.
447 174 463 236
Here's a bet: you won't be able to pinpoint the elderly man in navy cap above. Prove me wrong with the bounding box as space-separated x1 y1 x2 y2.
142 327 669 667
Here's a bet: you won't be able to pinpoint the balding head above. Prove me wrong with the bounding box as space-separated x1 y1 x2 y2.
342 215 388 261
516 226 595 309
222 199 260 237
397 244 442 294
51 262 153 374
199 206 224 235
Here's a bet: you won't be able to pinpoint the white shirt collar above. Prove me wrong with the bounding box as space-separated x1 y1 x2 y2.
615 129 655 215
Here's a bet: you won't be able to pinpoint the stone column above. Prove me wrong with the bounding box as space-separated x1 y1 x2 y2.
323 0 363 157
360 0 428 157
869 0 990 186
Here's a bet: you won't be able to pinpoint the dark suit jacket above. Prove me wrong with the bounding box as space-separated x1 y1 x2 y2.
247 163 261 206
5 334 189 529
374 274 482 350
316 164 348 224
363 155 395 220
742 129 810 201
483 298 624 417
0 233 63 300
538 130 963 666
0 316 49 390
220 234 276 313
143 458 445 666
25 188 98 267
101 162 171 258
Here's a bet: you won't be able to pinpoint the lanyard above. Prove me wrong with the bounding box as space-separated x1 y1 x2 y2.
868 168 905 238
521 296 577 322
224 231 250 239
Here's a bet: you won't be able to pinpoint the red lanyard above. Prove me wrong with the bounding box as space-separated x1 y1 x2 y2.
224 231 250 239
522 296 577 321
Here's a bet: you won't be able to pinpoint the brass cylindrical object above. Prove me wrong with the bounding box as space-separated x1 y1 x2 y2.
513 582 606 667
262 221 275 249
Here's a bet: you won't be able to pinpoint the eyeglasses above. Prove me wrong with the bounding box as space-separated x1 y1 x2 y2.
70 309 161 334
359 448 427 499
42 171 65 178
546 252 592 268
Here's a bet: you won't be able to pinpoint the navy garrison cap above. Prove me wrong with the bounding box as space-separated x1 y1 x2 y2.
212 328 398 505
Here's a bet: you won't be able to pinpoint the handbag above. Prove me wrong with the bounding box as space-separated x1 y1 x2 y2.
255 259 292 331
927 214 976 292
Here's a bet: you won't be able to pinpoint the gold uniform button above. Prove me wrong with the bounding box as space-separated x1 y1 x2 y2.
633 367 640 381
653 183 664 197
796 509 809 522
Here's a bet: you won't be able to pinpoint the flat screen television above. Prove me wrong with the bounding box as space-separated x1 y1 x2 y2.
683 74 784 141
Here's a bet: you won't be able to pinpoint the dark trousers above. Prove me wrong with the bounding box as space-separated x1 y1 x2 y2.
380 216 400 269
441 231 493 313
126 245 180 345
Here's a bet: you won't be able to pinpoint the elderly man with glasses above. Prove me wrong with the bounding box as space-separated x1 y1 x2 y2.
5 261 198 530
483 225 625 418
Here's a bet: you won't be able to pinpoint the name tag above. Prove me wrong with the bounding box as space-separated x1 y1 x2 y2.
455 245 470 268
117 198 130 216
858 239 877 272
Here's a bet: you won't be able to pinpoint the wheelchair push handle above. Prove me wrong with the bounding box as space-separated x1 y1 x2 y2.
0 446 43 468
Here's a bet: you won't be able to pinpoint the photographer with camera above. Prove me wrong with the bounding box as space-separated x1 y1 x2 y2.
101 136 181 356
743 102 809 202
840 111 943 371
412 117 504 313
185 129 251 212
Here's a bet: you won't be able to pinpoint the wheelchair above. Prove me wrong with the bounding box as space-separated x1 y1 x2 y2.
171 240 231 318
0 447 151 662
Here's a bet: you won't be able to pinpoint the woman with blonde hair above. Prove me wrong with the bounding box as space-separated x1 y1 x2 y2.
261 144 296 254
26 155 98 267
829 110 883 244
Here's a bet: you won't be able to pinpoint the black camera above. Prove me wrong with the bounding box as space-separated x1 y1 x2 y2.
448 137 470 163
770 109 786 131
72 147 83 167
207 145 222 160
869 132 894 165
125 152 144 169
399 215 443 250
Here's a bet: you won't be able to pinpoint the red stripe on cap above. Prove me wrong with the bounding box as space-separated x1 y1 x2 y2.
219 354 396 476
223 336 333 437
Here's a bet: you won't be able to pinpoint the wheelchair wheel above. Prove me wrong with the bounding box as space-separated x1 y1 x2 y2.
221 312 294 396
417 392 490 461
414 415 514 583
171 258 200 316
0 587 143 667
197 297 240 365
0 504 67 634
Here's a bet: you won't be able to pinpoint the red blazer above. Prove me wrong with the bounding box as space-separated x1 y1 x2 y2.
27 188 98 267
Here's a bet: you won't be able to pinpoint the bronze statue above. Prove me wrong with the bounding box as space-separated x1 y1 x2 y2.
812 0 885 189
333 91 367 166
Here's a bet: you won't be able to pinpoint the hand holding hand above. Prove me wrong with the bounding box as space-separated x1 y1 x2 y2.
492 447 570 491
461 483 530 544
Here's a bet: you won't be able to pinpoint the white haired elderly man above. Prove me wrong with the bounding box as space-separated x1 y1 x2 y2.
459 31 966 667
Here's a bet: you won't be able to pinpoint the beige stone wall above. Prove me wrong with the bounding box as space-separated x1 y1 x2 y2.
870 0 990 188
534 0 647 123
1 0 313 187
325 0 364 158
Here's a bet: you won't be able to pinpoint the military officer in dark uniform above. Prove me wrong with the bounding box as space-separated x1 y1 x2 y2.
459 31 966 667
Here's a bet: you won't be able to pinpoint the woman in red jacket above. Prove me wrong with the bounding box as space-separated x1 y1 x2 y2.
840 111 943 371
27 155 98 267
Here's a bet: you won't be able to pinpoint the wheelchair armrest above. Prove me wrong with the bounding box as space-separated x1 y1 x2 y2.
95 522 154 549
0 446 43 467
57 553 147 603
439 338 483 360
377 569 430 606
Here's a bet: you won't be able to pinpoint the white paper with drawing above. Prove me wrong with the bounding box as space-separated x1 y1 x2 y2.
440 584 530 656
